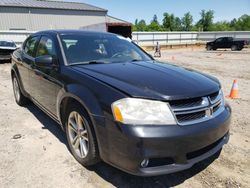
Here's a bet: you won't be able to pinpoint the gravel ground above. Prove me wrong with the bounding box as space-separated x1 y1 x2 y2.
0 48 249 188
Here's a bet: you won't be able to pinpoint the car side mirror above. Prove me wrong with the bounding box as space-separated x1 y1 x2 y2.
35 55 57 68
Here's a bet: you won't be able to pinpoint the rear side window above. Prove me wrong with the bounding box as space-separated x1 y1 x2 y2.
36 36 56 57
24 36 39 57
216 38 223 42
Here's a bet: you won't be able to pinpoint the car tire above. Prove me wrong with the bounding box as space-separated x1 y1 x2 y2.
12 75 29 106
237 46 243 51
231 45 238 51
65 103 99 166
206 45 212 51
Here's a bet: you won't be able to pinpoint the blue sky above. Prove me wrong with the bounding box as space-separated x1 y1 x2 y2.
69 0 250 24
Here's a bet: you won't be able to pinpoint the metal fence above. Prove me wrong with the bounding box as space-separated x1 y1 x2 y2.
0 30 249 47
132 31 250 46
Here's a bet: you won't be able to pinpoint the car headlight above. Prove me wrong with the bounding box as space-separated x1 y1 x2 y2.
111 98 176 125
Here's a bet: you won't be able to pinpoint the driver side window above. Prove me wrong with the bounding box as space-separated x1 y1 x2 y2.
36 36 56 57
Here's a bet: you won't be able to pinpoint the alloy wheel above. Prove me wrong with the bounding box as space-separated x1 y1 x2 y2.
67 111 89 158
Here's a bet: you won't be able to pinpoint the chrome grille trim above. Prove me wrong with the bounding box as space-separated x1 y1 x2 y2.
172 97 209 112
209 90 222 105
170 90 225 126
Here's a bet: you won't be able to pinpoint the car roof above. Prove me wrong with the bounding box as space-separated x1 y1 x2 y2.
34 30 117 37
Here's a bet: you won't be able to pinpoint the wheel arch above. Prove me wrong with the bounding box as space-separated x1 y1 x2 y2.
57 84 104 130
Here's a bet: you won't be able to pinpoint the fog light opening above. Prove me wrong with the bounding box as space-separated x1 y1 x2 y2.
141 159 149 168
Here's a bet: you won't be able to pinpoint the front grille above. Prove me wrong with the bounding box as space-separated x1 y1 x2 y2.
169 90 224 126
209 91 219 101
170 97 203 109
176 111 206 123
0 49 14 55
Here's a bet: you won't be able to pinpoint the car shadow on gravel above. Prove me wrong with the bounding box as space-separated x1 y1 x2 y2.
204 49 249 54
26 104 67 144
0 60 11 64
26 103 221 188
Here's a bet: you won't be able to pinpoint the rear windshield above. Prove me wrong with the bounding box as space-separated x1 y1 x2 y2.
0 41 16 47
60 33 151 65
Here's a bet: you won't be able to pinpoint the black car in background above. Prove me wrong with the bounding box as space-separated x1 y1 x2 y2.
0 40 17 61
206 37 247 51
11 30 231 176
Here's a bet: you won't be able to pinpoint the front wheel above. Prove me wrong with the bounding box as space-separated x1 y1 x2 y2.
237 46 243 51
12 75 29 106
65 103 99 166
206 45 212 51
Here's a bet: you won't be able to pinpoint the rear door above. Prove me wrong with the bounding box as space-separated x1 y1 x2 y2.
18 36 40 94
225 37 234 48
30 35 61 116
214 37 224 49
222 37 233 48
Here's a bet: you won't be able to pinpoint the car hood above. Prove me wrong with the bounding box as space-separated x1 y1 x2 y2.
72 61 220 100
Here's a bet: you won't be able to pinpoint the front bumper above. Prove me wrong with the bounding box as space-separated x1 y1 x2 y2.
0 55 11 60
139 132 229 176
94 104 231 176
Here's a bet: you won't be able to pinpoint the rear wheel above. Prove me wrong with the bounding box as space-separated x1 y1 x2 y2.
12 75 29 106
231 45 238 51
65 103 99 166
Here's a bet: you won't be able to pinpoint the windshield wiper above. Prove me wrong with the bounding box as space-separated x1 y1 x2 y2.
88 61 106 64
131 59 142 62
69 61 105 66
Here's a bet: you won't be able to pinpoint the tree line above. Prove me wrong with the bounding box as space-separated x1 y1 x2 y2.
133 10 250 32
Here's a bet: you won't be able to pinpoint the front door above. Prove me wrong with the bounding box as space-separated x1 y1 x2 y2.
30 36 60 116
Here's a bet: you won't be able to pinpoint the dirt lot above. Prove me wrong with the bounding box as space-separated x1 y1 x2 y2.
0 48 249 188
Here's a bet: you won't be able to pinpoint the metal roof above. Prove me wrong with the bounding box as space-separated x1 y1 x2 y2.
0 0 107 12
106 15 131 24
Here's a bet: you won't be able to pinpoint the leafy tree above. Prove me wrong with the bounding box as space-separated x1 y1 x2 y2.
235 14 250 31
132 19 138 31
152 14 158 23
147 15 163 31
162 13 175 31
211 21 232 31
174 17 182 31
182 12 193 31
229 18 237 30
134 19 147 31
134 12 250 32
197 10 214 31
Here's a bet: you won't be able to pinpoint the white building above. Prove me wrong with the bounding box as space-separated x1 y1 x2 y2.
0 0 132 37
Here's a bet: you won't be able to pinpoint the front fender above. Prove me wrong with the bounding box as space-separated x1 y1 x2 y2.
57 83 104 125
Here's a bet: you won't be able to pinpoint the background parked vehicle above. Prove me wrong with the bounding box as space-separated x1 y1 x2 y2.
206 37 248 51
0 40 17 62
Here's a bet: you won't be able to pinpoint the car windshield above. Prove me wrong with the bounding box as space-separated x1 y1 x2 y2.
0 41 16 47
60 33 152 65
